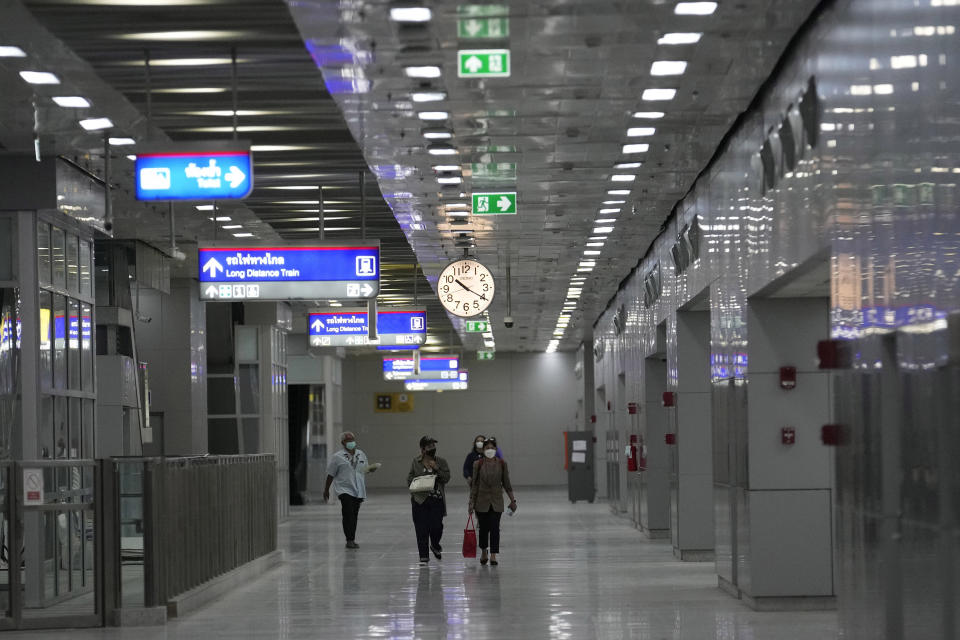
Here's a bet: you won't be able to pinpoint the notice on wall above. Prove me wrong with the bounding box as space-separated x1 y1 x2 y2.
572 440 587 451
571 452 586 464
23 468 44 506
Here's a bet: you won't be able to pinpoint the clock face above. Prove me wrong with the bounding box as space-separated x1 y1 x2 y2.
437 259 495 318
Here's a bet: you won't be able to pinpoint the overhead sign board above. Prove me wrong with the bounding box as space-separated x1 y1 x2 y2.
135 141 253 201
309 308 427 347
477 350 495 360
458 49 511 78
472 191 516 215
457 17 509 39
198 244 379 301
404 371 469 391
383 355 460 381
464 320 488 333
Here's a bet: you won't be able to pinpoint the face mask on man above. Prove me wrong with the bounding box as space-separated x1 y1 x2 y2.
475 441 484 450
345 441 356 451
484 449 497 459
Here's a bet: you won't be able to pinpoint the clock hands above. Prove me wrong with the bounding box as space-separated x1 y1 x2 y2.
454 278 488 301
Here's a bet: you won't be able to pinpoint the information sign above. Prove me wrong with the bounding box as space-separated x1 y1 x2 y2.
457 17 509 39
471 162 516 181
477 350 495 360
135 141 253 201
309 307 426 347
404 371 469 391
464 320 488 333
458 49 511 78
383 355 459 381
472 191 517 215
198 244 379 301
23 468 44 506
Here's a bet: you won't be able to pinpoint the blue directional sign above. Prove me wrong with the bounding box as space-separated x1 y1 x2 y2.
404 371 469 391
309 307 427 347
383 355 459 381
198 244 379 301
135 142 253 201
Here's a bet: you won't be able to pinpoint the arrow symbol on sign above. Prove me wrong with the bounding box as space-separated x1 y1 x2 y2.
464 55 484 73
204 285 218 298
497 196 512 211
311 318 324 332
202 257 224 277
226 166 246 189
465 19 483 36
360 283 374 297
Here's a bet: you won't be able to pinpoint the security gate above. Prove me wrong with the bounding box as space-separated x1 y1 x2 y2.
0 460 102 630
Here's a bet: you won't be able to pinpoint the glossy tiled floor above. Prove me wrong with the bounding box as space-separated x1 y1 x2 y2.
8 487 839 639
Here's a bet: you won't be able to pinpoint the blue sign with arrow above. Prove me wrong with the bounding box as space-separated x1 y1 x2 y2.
383 354 459 381
136 143 253 201
198 244 379 301
309 307 426 347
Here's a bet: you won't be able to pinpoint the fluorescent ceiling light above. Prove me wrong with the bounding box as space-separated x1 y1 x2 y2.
405 65 442 78
79 117 113 131
437 176 462 184
108 137 135 145
584 250 602 256
651 60 688 76
222 225 242 229
196 205 215 211
586 242 605 247
213 216 231 222
52 96 91 108
432 165 460 171
19 71 60 85
628 127 656 136
125 57 242 66
261 185 320 190
603 200 625 204
126 155 136 161
658 32 702 45
622 144 649 154
444 203 469 209
250 144 313 151
675 2 718 15
115 30 245 41
633 111 665 119
588 237 606 241
614 162 642 169
642 88 677 101
599 208 620 214
418 111 449 121
154 87 227 94
390 6 432 22
233 232 254 237
411 91 446 103
596 218 616 224
593 226 615 234
422 128 453 139
427 144 458 156
182 109 287 117
607 189 630 195
611 174 636 182
0 46 26 57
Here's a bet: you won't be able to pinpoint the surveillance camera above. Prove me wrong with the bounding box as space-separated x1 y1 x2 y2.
504 316 514 328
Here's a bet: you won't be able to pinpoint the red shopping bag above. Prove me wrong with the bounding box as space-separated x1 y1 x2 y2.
462 514 477 558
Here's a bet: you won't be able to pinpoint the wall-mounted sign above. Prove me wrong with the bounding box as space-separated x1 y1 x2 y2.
374 392 414 413
383 355 460 381
198 244 379 301
472 191 516 215
458 49 511 78
23 468 44 506
404 371 469 391
135 141 253 201
464 320 489 332
309 307 426 347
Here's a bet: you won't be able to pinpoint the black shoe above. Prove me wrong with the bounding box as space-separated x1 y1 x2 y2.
480 551 488 565
430 544 442 560
420 556 429 563
490 558 499 566
345 541 359 549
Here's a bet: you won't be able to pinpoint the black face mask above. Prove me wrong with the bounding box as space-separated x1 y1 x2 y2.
425 447 437 456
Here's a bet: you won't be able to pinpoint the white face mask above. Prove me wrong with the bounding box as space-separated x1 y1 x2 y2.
475 441 484 450
484 449 497 459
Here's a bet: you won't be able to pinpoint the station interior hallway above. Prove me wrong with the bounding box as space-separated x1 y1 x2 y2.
5 488 837 639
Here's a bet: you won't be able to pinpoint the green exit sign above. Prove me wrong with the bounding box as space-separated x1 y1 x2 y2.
457 17 509 39
458 49 511 78
477 350 495 360
472 191 517 215
465 320 489 333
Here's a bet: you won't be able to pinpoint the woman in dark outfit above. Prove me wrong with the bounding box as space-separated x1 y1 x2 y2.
408 435 451 563
462 434 487 484
469 438 517 566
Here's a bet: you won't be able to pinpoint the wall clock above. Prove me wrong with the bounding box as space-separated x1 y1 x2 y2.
437 258 495 318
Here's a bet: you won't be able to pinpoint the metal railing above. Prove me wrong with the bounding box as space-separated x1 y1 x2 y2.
105 455 277 613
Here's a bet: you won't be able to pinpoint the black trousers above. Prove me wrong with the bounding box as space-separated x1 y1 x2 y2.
338 494 363 542
476 507 502 553
411 496 445 558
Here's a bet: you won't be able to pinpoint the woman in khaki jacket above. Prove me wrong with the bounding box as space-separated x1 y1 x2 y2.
468 438 517 565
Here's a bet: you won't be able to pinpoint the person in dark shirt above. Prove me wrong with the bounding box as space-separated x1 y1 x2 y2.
462 434 487 485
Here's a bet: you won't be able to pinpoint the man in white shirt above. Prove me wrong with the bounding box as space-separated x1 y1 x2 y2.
324 431 377 548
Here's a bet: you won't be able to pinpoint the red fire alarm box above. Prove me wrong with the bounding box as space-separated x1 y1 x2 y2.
779 366 797 390
781 426 796 445
627 434 639 471
821 424 844 446
590 414 596 423
607 400 611 410
627 402 638 415
662 391 676 407
665 433 677 445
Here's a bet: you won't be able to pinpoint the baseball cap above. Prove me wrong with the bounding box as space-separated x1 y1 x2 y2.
419 435 438 448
